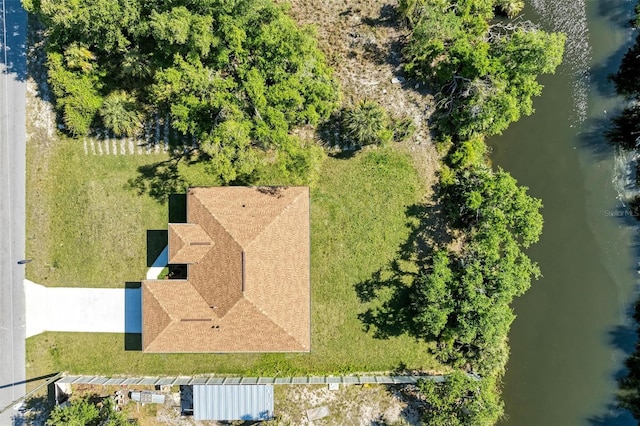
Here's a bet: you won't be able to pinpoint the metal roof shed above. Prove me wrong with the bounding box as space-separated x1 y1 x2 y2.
193 384 274 421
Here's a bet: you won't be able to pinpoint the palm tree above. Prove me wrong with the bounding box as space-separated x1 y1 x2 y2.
119 49 152 85
341 100 391 147
99 91 143 137
64 43 96 73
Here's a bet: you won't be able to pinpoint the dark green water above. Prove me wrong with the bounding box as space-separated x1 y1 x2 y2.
492 1 639 424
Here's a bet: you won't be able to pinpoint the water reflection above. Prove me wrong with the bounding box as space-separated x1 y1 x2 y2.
531 0 591 122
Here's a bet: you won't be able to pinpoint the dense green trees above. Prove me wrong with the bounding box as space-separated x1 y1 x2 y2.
400 0 565 139
46 397 132 426
27 0 339 183
413 166 542 373
418 372 503 425
391 1 554 422
399 1 548 377
395 0 550 374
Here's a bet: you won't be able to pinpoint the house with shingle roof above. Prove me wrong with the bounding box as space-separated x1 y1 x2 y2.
141 186 310 353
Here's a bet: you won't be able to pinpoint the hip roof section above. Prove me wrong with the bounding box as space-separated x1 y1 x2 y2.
143 186 311 353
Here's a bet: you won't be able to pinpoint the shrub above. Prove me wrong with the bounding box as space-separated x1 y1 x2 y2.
341 100 392 147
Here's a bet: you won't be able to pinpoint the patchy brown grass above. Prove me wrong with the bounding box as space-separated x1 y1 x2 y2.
272 383 426 425
282 0 441 196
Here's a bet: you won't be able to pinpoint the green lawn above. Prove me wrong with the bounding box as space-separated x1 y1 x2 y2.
26 140 442 377
26 138 169 287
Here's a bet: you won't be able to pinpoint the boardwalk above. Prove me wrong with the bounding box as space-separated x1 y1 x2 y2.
56 374 448 387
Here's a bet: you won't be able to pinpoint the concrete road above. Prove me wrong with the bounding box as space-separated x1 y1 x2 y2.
0 0 27 423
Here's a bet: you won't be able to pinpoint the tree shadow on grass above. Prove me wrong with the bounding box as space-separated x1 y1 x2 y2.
357 265 414 339
356 196 452 340
128 158 188 204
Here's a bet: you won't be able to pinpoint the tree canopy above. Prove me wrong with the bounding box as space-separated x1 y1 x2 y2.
413 165 542 373
418 371 503 425
399 0 565 139
27 0 340 183
46 397 132 426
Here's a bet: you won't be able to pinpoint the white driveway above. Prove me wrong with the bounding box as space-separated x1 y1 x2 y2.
25 280 141 338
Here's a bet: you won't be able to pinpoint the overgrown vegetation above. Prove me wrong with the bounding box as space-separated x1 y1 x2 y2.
355 1 562 423
337 100 415 149
418 371 502 424
341 100 394 147
25 0 340 184
417 166 542 374
399 0 565 139
46 395 132 426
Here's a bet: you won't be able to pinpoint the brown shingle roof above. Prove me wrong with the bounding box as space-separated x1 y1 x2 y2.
142 186 310 353
168 224 213 264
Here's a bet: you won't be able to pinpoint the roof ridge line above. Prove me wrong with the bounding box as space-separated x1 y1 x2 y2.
144 283 173 350
242 296 307 350
193 191 245 250
244 189 306 250
148 282 180 323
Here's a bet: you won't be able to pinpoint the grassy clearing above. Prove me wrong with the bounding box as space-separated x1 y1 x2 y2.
26 138 169 287
26 145 441 377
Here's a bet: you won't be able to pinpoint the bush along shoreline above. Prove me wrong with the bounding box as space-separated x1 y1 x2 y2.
397 0 564 423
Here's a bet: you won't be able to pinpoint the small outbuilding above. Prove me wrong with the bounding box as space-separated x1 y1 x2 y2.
181 385 274 421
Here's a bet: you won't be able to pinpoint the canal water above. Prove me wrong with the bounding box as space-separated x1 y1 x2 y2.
490 0 640 424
